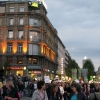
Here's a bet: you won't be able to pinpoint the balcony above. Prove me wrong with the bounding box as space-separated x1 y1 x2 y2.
17 37 24 40
6 52 13 55
28 38 42 42
7 37 14 41
16 52 27 55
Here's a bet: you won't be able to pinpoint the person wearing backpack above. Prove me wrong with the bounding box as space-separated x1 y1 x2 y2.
88 87 100 100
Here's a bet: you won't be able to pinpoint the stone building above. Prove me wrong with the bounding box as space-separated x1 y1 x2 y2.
0 1 58 79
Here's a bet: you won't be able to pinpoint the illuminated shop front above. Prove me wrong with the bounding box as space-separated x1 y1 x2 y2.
10 66 26 76
28 71 42 80
43 68 55 80
27 66 42 80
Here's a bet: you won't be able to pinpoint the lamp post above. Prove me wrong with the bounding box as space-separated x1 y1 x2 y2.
93 76 95 82
23 66 27 76
24 66 26 70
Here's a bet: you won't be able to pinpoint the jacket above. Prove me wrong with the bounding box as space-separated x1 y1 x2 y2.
49 92 62 100
32 89 48 100
70 92 86 100
3 87 19 99
88 92 100 100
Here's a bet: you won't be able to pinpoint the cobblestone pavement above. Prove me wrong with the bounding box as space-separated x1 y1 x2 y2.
20 96 31 100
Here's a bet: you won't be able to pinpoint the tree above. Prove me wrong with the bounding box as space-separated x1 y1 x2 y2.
3 61 11 74
65 59 79 77
83 60 95 80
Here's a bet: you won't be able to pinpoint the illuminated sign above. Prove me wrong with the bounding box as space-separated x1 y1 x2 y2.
31 2 38 7
29 1 38 8
33 71 41 74
61 58 64 75
10 67 24 70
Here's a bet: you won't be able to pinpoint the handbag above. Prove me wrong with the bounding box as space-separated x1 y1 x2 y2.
18 92 22 98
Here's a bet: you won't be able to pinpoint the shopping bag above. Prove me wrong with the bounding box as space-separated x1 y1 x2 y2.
18 92 22 98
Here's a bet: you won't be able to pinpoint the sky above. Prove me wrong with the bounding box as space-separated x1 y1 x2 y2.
45 0 100 71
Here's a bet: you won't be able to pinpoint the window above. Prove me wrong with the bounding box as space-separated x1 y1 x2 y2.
28 58 32 64
18 31 23 39
7 43 12 53
33 58 37 64
29 18 33 26
17 58 23 64
8 31 13 38
19 18 23 25
29 18 38 26
33 19 38 26
28 58 38 64
10 7 14 12
35 10 40 13
29 31 38 41
19 7 24 12
7 58 12 64
28 44 39 55
10 18 13 25
18 43 23 53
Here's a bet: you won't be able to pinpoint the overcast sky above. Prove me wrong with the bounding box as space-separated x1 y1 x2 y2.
45 0 100 71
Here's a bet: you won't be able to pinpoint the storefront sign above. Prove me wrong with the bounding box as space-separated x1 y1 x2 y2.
33 71 41 74
10 67 23 70
27 66 41 69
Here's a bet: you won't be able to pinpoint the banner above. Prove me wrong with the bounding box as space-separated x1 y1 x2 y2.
82 69 88 80
72 69 77 80
78 69 81 80
44 76 51 83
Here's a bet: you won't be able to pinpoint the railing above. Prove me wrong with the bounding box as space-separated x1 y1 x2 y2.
17 37 25 40
7 37 14 40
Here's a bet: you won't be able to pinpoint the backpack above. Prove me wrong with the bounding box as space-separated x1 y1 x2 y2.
93 93 98 100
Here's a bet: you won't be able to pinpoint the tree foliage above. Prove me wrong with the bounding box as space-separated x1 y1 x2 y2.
3 61 11 74
65 59 79 77
83 60 95 80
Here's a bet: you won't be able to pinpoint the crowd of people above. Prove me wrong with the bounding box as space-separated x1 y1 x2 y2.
0 74 100 100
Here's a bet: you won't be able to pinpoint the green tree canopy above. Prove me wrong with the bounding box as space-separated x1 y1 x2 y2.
65 59 79 77
3 61 11 74
83 60 95 80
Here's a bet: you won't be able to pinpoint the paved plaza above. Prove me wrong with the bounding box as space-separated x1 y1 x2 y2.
21 97 31 100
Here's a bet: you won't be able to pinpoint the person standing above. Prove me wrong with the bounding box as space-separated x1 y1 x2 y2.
49 84 62 100
70 83 86 100
2 79 19 100
32 81 48 100
88 85 100 100
82 83 89 100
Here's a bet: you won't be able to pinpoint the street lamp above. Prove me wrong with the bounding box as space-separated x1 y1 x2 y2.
23 66 26 70
93 76 95 82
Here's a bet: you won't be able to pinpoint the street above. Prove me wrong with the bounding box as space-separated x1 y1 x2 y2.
20 96 31 100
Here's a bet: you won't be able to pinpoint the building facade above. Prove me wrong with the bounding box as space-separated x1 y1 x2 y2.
0 1 58 79
57 37 65 79
96 66 100 81
65 50 70 67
